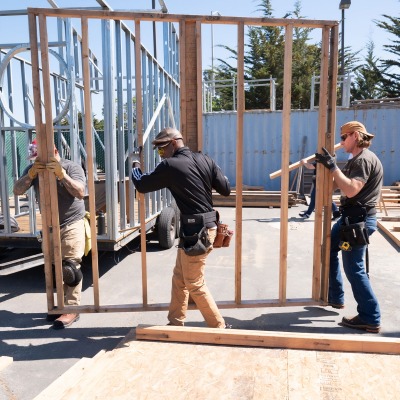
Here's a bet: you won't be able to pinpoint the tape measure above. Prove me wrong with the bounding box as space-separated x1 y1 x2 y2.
339 241 352 251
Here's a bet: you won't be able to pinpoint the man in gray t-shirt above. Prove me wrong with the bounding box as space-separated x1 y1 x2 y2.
14 143 86 329
315 120 383 333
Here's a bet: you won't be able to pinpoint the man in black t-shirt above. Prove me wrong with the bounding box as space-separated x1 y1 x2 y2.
315 121 383 333
131 127 231 328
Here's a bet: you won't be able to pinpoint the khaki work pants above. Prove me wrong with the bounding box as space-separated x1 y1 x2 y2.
50 218 85 306
167 228 225 328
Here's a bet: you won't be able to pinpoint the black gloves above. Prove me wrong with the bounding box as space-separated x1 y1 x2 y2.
315 147 338 172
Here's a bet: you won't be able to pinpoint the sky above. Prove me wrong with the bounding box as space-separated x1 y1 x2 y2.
1 0 399 71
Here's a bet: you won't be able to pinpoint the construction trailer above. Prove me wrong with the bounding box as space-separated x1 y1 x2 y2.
0 2 180 275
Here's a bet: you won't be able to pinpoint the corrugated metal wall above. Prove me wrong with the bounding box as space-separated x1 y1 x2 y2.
203 107 400 190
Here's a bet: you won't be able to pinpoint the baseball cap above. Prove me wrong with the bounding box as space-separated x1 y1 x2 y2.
151 128 183 149
27 139 38 160
340 121 374 139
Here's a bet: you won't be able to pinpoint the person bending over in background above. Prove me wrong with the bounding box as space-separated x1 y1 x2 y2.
13 140 87 329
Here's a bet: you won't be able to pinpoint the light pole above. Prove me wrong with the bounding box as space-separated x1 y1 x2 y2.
339 0 351 102
211 11 220 97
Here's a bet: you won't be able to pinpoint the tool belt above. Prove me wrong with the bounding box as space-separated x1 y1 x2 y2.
338 206 369 251
178 211 216 256
213 211 234 248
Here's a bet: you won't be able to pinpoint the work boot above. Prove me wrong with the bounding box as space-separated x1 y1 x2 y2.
53 313 80 329
341 315 380 333
46 313 62 322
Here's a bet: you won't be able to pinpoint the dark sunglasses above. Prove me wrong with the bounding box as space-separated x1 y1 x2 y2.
340 131 355 141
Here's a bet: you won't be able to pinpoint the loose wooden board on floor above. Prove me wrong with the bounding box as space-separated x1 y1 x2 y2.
34 328 400 400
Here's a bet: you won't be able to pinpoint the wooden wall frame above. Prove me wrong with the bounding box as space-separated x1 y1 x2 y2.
25 8 390 354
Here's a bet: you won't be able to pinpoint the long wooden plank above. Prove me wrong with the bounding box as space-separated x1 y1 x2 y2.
235 22 245 304
196 20 203 151
28 8 337 28
269 142 342 179
135 20 148 306
81 17 100 309
378 220 400 247
28 12 55 311
136 324 400 355
48 298 324 314
279 24 293 303
312 25 330 301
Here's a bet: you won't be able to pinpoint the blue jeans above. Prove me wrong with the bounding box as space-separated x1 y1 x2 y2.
329 215 380 325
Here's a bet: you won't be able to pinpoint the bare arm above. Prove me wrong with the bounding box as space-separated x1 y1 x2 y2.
13 174 33 196
60 174 85 199
13 168 85 200
331 168 365 198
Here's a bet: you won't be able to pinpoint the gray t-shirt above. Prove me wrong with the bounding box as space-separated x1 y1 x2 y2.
340 148 383 208
24 158 86 227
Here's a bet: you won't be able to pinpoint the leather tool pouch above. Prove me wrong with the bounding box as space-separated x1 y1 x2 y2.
213 211 234 248
179 214 210 256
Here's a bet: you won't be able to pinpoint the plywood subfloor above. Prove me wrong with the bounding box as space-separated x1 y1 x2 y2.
34 328 400 400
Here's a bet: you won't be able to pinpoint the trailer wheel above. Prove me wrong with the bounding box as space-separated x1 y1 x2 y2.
171 199 180 238
157 206 177 249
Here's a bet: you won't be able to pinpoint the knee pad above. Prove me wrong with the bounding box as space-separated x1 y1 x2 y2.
62 260 83 287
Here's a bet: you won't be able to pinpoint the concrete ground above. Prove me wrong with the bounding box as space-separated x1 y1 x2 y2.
1 205 399 400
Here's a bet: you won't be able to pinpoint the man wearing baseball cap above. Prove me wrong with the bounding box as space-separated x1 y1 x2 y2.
131 127 231 329
14 139 87 329
315 120 383 333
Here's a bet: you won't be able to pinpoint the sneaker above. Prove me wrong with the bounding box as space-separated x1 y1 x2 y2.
224 323 232 329
328 302 345 309
341 315 380 333
299 212 310 219
53 313 80 329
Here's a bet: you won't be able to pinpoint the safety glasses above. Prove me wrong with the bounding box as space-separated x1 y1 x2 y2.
156 141 172 157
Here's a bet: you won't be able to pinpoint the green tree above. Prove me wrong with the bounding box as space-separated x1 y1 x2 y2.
375 14 400 97
350 41 387 100
207 0 328 110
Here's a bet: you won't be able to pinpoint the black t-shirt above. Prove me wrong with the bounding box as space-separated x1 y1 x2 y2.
131 147 230 215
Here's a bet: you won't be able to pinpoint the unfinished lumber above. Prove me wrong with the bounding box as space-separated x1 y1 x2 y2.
381 216 400 222
136 324 400 355
32 331 400 400
269 143 342 179
0 356 13 372
212 191 297 208
33 352 105 400
378 219 400 247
